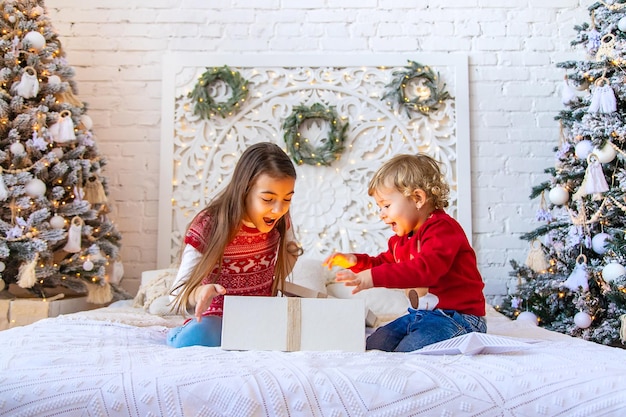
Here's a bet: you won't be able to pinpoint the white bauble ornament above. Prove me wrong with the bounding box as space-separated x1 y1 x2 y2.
23 31 46 51
80 114 93 130
83 259 94 271
8 15 15 23
549 186 569 205
575 140 594 159
51 148 64 159
619 16 626 32
31 6 44 17
10 142 25 155
0 261 5 272
593 142 616 163
591 232 610 255
47 75 61 86
517 311 538 326
602 262 626 282
50 215 65 229
574 311 593 329
25 178 46 197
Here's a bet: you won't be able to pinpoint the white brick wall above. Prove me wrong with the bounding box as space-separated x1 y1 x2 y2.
44 0 588 300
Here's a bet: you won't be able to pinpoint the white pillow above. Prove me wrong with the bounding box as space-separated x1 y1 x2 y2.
133 268 178 314
326 283 408 322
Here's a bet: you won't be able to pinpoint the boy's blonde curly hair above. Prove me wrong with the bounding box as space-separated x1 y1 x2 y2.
368 153 450 210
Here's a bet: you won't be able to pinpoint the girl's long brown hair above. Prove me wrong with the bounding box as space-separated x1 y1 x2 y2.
171 142 298 314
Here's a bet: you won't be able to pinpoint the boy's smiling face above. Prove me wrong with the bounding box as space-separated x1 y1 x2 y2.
373 185 421 237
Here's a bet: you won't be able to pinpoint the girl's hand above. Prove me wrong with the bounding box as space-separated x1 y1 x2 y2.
335 269 373 294
194 284 227 322
323 252 357 269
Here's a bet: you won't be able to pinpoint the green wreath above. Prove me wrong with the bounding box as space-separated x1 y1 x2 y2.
382 60 452 117
188 66 249 120
282 103 348 166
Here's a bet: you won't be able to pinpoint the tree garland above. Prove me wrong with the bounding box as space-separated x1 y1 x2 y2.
188 66 249 120
282 103 348 166
382 60 452 117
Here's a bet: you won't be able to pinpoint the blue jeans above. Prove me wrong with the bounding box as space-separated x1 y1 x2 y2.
366 309 487 352
167 315 223 348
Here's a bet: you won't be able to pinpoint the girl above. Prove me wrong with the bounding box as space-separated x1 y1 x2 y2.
324 153 486 352
167 142 301 348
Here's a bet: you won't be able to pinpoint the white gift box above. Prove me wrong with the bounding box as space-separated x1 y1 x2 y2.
221 295 366 352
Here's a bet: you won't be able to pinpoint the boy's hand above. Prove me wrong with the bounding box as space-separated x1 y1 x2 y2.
323 252 357 269
194 284 227 322
335 269 373 294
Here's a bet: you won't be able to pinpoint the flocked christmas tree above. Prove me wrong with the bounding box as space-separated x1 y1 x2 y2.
499 0 626 346
0 0 126 303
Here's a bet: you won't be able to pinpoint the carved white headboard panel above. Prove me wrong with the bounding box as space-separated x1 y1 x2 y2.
158 54 470 268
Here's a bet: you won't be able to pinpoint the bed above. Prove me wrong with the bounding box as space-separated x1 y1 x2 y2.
2 263 626 417
3 56 626 416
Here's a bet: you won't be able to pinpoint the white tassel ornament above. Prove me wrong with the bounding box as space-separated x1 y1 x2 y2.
561 77 577 105
12 66 39 99
563 254 590 292
588 79 616 113
63 216 84 253
573 154 609 200
525 239 550 273
17 254 38 288
84 176 108 205
85 282 113 304
48 110 76 143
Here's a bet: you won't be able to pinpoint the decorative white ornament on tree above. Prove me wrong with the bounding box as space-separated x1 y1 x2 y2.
9 142 25 155
517 311 538 326
591 232 610 255
563 254 590 292
592 142 616 163
549 186 569 205
618 16 626 32
574 311 593 329
48 110 76 143
80 115 93 130
49 214 65 229
12 66 39 99
23 31 45 51
525 239 550 272
561 77 577 105
588 80 616 113
574 139 594 159
83 259 94 271
25 178 46 198
63 216 84 253
602 262 626 282
47 75 61 87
